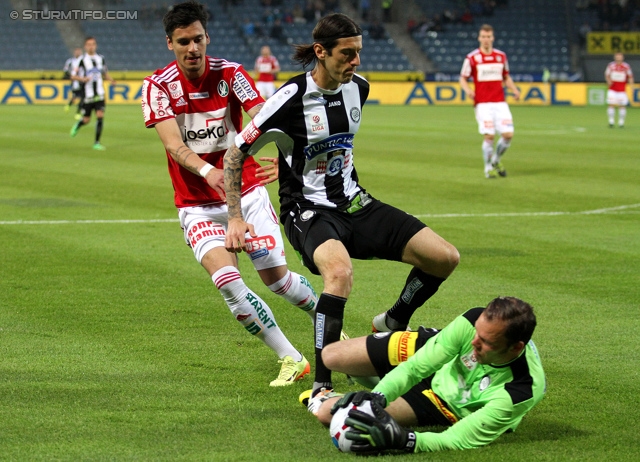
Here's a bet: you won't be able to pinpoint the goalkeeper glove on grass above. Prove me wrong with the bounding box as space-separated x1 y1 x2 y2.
345 398 416 454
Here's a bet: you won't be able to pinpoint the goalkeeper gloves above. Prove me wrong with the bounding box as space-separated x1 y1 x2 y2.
345 398 417 454
330 390 386 416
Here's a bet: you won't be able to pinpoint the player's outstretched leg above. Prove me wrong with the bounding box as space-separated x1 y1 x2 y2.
268 270 317 322
212 266 309 386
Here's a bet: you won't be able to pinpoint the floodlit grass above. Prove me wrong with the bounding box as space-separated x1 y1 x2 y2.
1 104 639 461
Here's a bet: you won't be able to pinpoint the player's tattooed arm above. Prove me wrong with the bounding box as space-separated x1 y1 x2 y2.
223 145 250 220
173 145 199 175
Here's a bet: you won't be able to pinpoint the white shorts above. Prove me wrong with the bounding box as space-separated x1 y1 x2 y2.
607 89 629 106
256 81 277 99
178 186 287 270
474 102 514 135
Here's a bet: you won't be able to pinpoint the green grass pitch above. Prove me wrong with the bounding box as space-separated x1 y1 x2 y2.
0 104 639 461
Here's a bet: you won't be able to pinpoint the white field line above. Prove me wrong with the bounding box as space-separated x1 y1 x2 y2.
412 203 640 219
1 204 639 225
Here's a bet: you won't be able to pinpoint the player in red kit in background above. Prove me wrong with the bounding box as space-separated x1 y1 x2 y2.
459 24 520 179
141 1 317 387
254 45 281 99
605 53 634 128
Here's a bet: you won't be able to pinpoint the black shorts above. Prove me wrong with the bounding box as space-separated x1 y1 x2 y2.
72 88 84 98
80 99 106 116
283 196 427 275
366 328 457 427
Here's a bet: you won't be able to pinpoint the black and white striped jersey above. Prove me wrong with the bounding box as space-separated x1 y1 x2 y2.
74 53 107 102
235 71 370 217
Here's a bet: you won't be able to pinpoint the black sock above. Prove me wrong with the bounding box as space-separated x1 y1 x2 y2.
95 118 103 143
386 268 445 326
75 120 86 130
313 293 346 395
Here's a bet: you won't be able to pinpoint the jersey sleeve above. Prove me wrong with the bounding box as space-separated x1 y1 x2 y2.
415 394 519 451
460 57 472 78
372 313 474 402
230 65 264 113
234 80 298 155
141 77 175 128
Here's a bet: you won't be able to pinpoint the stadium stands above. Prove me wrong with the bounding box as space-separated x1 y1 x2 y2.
0 0 69 70
412 0 572 76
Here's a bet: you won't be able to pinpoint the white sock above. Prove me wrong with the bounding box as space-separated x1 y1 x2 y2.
268 270 317 322
212 266 301 361
608 107 615 125
618 107 626 127
494 137 511 163
482 140 494 170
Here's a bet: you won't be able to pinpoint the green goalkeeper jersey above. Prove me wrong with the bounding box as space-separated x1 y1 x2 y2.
373 308 546 452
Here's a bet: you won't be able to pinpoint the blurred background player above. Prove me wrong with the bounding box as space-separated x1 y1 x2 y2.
605 53 634 128
63 47 84 118
459 24 520 179
70 37 115 151
142 1 317 386
254 45 280 99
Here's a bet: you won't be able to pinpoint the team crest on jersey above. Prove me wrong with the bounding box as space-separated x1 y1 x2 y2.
479 375 491 391
349 107 360 123
460 351 478 370
218 81 229 97
168 81 183 99
326 153 345 176
311 114 325 132
496 56 502 62
300 210 315 221
474 54 483 63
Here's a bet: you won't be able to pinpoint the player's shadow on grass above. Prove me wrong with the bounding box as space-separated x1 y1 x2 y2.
457 247 527 258
494 419 590 444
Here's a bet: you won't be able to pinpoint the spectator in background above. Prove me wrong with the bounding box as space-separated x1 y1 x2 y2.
482 0 496 16
368 18 386 40
578 21 592 46
292 3 306 23
443 9 459 24
382 0 393 22
270 18 287 43
469 0 483 16
460 8 474 24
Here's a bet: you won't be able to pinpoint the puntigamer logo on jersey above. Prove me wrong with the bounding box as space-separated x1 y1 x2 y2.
303 133 355 160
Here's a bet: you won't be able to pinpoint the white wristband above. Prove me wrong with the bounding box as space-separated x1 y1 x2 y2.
199 163 214 178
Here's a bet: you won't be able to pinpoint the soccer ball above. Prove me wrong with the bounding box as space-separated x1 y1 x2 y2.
329 400 374 453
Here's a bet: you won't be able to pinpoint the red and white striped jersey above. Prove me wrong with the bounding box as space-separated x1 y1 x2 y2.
605 61 633 92
142 56 265 208
461 48 510 104
255 55 279 82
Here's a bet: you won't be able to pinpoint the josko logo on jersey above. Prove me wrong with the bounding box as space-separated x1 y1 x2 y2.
178 110 231 154
303 133 355 161
245 235 276 260
168 81 183 99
